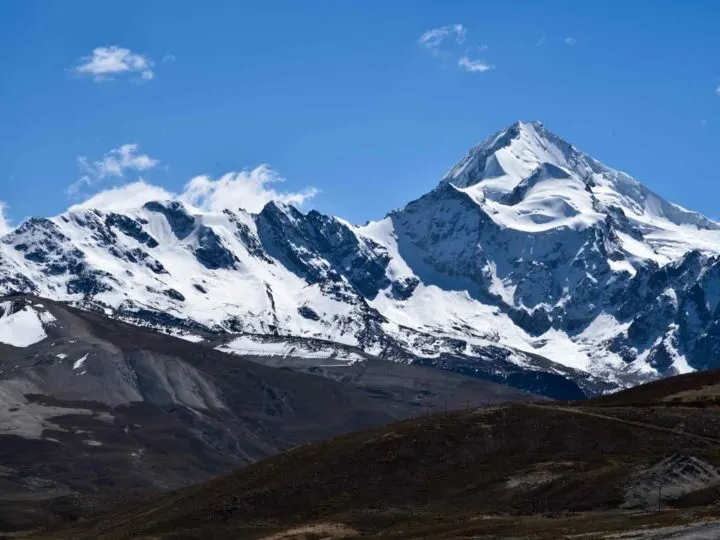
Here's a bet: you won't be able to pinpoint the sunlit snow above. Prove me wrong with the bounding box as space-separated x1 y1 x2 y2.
0 303 53 348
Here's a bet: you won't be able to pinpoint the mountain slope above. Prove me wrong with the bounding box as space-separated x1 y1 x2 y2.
41 371 720 539
2 121 720 396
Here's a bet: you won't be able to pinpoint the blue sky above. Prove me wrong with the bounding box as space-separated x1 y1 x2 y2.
1 0 719 229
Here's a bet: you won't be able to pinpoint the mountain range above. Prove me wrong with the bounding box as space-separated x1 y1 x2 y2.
3 120 720 398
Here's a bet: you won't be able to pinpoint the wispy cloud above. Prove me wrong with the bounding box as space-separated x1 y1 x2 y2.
458 56 494 73
565 36 577 46
419 24 493 74
536 36 548 47
716 85 720 96
71 166 319 214
73 46 154 82
701 119 709 129
69 181 173 213
69 143 159 197
0 202 10 235
418 24 466 57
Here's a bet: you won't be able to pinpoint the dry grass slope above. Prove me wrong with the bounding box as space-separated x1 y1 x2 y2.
33 387 720 539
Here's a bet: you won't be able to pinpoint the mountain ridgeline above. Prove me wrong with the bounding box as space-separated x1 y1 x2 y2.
3 121 720 398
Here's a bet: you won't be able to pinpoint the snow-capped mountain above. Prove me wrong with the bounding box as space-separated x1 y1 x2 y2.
3 120 720 397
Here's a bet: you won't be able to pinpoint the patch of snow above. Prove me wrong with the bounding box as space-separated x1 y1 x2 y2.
73 354 89 371
0 304 50 348
219 336 365 364
173 333 204 343
608 259 637 276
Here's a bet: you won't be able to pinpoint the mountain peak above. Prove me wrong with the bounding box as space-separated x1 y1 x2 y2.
434 120 720 258
440 120 575 191
511 119 544 132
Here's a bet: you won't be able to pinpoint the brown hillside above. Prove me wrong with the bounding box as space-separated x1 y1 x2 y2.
37 393 720 539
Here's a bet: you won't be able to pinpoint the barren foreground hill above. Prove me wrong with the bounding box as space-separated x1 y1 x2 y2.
37 371 720 539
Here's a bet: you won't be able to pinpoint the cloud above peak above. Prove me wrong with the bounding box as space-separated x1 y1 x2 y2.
70 165 319 215
70 181 173 213
0 202 10 235
73 46 155 82
182 165 319 213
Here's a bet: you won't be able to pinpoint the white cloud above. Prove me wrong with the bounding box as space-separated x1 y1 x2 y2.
419 25 495 73
418 24 466 56
0 202 10 235
73 46 154 82
69 144 159 197
458 56 494 73
716 85 720 96
71 165 318 215
181 165 319 213
565 37 577 46
70 181 173 213
701 119 709 129
536 36 548 47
